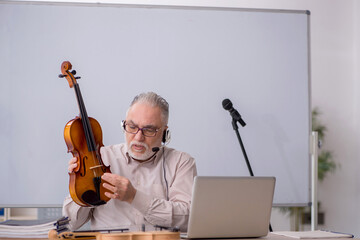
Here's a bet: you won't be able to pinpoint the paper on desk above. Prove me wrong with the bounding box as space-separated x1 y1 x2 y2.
0 219 56 238
273 230 354 239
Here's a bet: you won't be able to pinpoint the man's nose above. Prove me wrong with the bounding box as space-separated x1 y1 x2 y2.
134 129 145 141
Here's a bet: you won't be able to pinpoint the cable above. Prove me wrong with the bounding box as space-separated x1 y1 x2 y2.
162 147 169 201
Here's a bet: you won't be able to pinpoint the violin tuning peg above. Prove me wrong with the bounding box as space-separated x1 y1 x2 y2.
58 74 66 78
75 76 81 79
71 70 77 75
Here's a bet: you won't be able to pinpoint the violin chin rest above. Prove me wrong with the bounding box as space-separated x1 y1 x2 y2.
82 190 106 206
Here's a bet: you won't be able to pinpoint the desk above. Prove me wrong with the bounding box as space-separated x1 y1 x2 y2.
0 233 357 240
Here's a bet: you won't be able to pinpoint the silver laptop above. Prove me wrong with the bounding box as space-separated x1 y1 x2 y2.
182 176 275 239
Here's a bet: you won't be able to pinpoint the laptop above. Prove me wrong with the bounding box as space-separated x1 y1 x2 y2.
182 176 276 239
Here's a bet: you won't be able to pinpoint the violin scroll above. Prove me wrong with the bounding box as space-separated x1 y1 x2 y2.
59 61 81 88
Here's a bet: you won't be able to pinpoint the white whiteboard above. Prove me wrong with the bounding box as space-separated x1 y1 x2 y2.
0 2 311 207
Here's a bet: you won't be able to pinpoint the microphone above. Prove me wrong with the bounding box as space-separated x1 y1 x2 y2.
222 99 246 127
152 147 160 152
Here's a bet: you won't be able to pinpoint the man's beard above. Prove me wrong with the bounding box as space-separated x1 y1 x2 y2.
127 140 154 160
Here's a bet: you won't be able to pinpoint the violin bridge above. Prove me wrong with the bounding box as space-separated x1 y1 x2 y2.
89 165 103 170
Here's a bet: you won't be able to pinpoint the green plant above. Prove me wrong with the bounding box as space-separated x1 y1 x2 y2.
312 107 336 181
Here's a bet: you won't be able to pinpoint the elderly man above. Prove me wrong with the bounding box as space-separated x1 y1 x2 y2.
62 92 197 232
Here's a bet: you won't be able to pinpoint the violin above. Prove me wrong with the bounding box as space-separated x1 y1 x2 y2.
59 61 111 207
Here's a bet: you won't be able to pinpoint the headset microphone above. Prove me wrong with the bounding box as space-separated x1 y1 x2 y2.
152 147 160 152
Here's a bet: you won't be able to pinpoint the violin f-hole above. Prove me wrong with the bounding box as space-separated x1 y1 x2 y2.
80 156 87 177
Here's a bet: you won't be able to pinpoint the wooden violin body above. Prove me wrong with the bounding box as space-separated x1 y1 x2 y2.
60 61 111 207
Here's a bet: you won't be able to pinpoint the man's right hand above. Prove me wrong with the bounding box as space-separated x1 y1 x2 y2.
68 157 78 173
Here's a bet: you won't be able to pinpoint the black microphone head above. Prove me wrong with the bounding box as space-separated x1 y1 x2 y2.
152 147 160 152
222 98 233 110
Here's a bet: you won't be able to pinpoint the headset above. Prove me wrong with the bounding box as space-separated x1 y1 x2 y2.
162 128 171 145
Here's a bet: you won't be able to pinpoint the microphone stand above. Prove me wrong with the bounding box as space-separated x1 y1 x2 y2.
232 119 254 177
231 118 273 232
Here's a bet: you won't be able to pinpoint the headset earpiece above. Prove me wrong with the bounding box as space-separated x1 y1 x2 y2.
162 129 171 144
121 120 126 131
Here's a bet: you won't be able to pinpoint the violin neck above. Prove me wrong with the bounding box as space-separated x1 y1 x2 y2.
73 83 97 152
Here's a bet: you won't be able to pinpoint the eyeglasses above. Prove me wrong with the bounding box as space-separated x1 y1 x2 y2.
123 121 161 137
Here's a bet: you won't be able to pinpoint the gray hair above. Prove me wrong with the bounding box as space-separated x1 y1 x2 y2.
129 92 169 125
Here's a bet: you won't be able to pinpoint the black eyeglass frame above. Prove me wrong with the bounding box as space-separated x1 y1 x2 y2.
122 120 161 137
